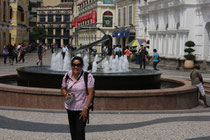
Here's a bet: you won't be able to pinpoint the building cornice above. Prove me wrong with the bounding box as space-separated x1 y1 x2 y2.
148 28 190 35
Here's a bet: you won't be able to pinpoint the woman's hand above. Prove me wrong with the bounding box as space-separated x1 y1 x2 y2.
65 93 71 99
79 108 88 121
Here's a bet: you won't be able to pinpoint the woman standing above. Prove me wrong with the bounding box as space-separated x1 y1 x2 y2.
61 56 95 140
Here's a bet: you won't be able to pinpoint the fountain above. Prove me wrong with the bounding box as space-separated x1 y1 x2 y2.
16 53 161 90
0 27 198 110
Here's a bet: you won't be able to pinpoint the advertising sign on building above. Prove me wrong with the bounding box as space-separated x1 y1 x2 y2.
103 0 113 4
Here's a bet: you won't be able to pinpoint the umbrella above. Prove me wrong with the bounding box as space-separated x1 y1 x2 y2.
129 39 146 47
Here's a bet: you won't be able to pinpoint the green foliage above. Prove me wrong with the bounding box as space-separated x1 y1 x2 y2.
146 40 150 44
184 48 195 53
30 26 46 43
185 41 195 47
184 54 195 60
184 40 196 60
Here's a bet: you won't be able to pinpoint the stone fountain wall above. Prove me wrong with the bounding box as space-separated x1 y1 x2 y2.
0 74 198 110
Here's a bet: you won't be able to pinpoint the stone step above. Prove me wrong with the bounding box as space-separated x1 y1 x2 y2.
204 82 210 95
204 82 210 88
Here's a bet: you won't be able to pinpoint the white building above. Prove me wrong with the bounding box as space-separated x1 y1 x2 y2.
137 0 210 68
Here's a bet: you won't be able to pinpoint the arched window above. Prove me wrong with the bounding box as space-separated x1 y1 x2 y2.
103 11 113 27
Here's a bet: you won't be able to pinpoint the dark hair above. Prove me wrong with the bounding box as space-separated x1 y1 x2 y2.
153 49 157 52
71 56 84 66
194 64 200 70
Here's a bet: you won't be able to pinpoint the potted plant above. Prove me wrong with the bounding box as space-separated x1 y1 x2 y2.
184 40 195 69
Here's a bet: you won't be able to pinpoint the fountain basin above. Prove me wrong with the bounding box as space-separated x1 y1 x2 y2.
17 66 162 90
0 74 198 110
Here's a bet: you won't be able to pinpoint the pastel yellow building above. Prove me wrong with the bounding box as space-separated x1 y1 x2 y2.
10 0 29 46
37 2 73 47
114 0 136 47
42 0 60 6
72 0 115 54
0 0 10 55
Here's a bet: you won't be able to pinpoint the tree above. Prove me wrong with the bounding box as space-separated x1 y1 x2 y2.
30 26 46 43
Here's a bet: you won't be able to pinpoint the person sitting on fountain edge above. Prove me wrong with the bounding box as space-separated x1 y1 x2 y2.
190 64 210 107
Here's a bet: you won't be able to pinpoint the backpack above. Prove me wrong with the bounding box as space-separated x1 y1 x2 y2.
65 71 95 123
84 72 95 111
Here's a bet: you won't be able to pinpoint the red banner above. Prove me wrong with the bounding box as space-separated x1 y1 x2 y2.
71 11 97 28
92 11 97 24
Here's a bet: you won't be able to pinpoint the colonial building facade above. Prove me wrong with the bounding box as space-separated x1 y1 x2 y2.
72 0 115 53
29 0 43 28
113 0 136 48
37 2 73 47
0 0 10 54
10 0 29 45
42 0 60 6
137 0 210 66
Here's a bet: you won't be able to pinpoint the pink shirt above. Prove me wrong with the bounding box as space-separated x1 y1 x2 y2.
62 71 95 111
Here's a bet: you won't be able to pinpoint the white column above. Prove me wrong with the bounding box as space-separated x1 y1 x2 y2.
179 34 184 57
168 35 172 55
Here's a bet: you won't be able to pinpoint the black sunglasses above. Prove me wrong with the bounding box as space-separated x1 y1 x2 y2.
72 63 82 67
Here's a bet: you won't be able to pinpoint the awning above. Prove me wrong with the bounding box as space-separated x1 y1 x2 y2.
124 30 130 38
112 30 119 37
116 30 124 38
112 30 130 38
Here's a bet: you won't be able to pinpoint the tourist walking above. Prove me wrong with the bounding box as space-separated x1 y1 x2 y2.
151 49 160 70
43 44 48 57
190 64 210 107
61 56 95 140
3 45 9 64
18 45 27 63
36 45 43 66
13 44 19 64
8 44 14 65
62 45 68 59
50 43 54 54
139 45 148 69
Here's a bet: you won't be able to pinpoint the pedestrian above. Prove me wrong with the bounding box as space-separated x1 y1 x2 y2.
139 45 148 69
103 46 107 56
8 44 14 65
43 44 48 57
62 45 69 59
190 64 210 107
18 45 27 63
13 44 19 64
50 43 54 54
124 46 130 61
61 56 95 140
36 44 43 66
114 45 120 57
151 49 160 70
3 45 9 64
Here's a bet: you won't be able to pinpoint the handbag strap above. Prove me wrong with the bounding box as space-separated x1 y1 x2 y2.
66 70 84 92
